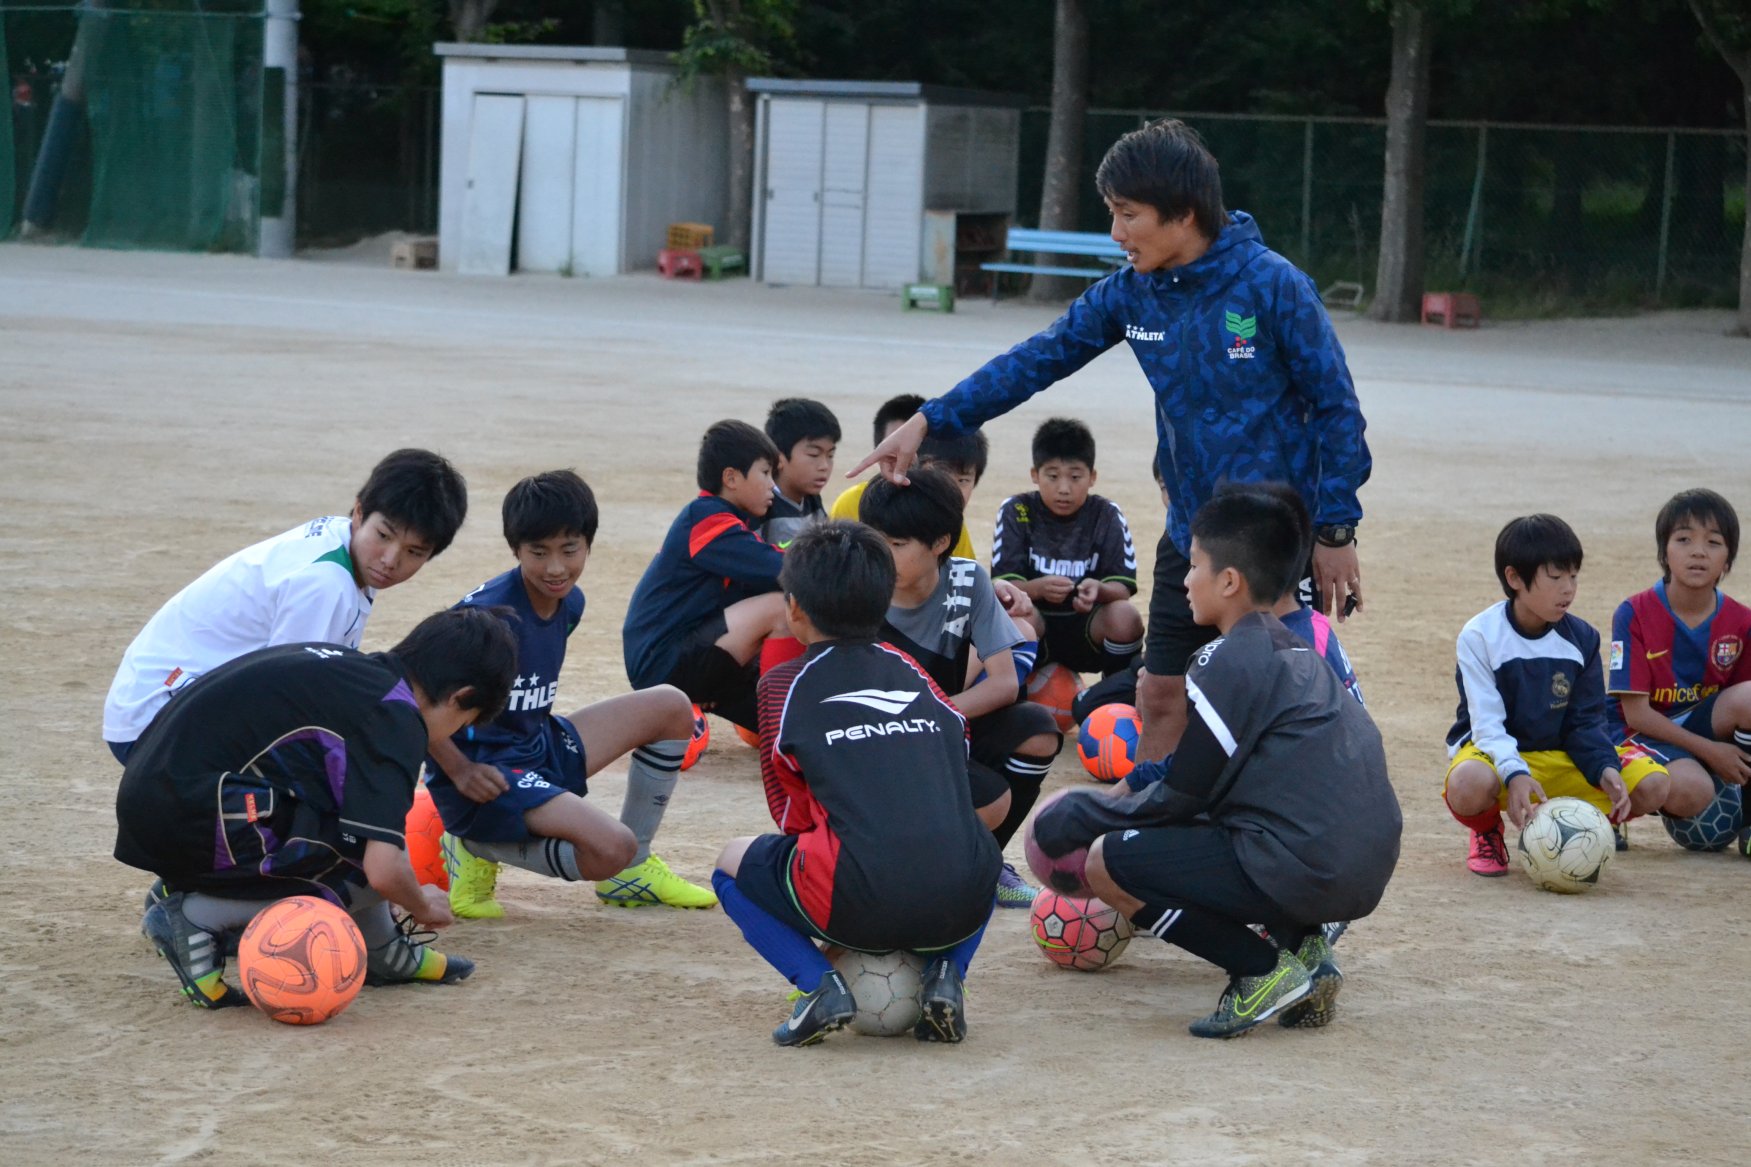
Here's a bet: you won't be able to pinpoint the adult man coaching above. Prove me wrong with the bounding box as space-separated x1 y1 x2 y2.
849 119 1369 758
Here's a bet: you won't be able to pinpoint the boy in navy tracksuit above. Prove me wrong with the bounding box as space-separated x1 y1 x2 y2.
850 118 1371 762
623 421 790 731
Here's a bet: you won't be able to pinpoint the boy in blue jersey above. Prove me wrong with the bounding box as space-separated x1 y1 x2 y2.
760 398 841 549
1608 489 1751 850
1444 515 1672 877
429 471 716 917
993 417 1143 677
850 119 1370 764
624 421 791 731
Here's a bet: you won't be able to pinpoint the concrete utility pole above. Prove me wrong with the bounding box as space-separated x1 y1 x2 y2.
258 0 300 257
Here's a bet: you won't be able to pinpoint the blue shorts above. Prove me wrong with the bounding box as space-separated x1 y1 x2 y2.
1622 693 1724 767
428 715 589 844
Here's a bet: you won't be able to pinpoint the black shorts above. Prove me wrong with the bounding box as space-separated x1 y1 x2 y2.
1041 609 1106 674
662 612 758 729
1143 534 1321 677
1101 822 1309 934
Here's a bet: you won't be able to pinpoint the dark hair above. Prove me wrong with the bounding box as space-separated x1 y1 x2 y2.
1095 118 1227 241
779 521 895 639
1032 417 1097 470
356 449 468 556
1494 514 1584 599
502 470 598 550
872 393 926 446
697 420 781 494
859 467 966 563
765 398 842 458
918 429 989 484
1250 481 1313 597
1656 488 1739 582
1189 485 1305 605
389 606 517 723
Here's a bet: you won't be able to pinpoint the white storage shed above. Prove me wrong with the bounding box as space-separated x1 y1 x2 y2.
435 44 728 277
747 79 1023 290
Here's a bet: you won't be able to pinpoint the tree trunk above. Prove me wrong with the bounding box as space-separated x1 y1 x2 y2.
725 65 753 253
1367 1 1432 323
448 0 499 44
1687 0 1750 336
593 0 626 46
1029 0 1089 302
1739 85 1750 337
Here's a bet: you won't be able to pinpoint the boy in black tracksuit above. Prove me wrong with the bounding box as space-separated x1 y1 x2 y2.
1032 485 1400 1039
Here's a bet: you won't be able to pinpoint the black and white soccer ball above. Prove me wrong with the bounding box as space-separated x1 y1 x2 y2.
829 949 924 1036
1516 797 1614 893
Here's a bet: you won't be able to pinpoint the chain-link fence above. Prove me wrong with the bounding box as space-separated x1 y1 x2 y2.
1019 109 1747 311
298 82 438 246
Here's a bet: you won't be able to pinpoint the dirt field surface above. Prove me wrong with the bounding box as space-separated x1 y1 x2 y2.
2 244 1748 1166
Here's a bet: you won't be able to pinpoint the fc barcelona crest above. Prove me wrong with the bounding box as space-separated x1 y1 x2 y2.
1713 635 1742 670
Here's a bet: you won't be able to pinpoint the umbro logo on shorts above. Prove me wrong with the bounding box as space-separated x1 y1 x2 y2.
822 689 920 716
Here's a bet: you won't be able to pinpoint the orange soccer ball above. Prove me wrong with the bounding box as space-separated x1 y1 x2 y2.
237 896 367 1025
734 722 760 748
405 783 449 891
681 705 711 770
1024 663 1085 734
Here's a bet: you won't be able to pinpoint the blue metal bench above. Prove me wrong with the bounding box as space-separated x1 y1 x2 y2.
980 228 1128 299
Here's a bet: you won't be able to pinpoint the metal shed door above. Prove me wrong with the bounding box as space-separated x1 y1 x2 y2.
862 103 925 289
516 96 577 273
761 99 824 285
458 94 525 276
570 96 625 277
818 103 869 288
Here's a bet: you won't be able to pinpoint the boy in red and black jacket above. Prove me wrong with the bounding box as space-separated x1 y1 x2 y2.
713 521 1001 1048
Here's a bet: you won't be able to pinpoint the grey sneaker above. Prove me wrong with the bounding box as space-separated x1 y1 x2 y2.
772 970 856 1047
364 913 475 987
143 877 169 912
141 893 247 1009
914 958 968 1044
1278 931 1344 1029
1188 949 1311 1039
995 862 1039 909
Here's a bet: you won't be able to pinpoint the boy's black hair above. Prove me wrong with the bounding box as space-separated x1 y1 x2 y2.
1095 118 1228 241
1656 488 1739 582
918 429 990 485
696 420 782 494
779 521 895 639
1190 485 1305 606
389 606 518 723
1494 514 1584 600
1032 417 1097 470
502 469 598 550
1250 481 1313 600
872 393 926 446
765 397 842 458
356 449 468 556
859 468 966 564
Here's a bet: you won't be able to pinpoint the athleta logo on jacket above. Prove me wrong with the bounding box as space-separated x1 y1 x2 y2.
823 689 919 716
1125 324 1165 341
1225 311 1257 360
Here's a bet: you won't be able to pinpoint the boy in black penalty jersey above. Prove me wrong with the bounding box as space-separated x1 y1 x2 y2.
115 608 517 1009
1032 486 1400 1039
714 522 1001 1047
993 417 1143 676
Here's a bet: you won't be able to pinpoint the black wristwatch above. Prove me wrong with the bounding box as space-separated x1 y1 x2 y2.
1315 524 1357 549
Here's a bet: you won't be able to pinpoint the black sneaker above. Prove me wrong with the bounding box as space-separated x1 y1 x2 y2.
364 913 475 987
141 894 247 1009
913 958 968 1044
772 971 856 1047
1188 949 1311 1039
143 877 169 912
1614 822 1630 852
1278 932 1344 1029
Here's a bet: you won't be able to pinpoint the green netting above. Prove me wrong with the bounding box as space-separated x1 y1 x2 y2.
3 1 264 251
1 14 14 238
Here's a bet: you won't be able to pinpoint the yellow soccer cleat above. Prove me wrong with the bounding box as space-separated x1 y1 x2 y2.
441 832 505 920
595 854 719 909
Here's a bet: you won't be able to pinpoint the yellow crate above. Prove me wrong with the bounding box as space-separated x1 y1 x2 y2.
666 222 715 249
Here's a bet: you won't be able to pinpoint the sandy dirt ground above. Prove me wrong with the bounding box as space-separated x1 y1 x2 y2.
2 244 1748 1166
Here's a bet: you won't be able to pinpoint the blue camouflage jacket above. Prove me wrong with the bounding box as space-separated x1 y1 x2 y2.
920 212 1369 556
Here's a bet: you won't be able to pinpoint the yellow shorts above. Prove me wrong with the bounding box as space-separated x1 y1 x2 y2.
1444 742 1665 816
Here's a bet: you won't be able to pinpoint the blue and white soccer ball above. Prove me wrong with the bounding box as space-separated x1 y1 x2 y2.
1661 776 1744 852
1516 797 1614 893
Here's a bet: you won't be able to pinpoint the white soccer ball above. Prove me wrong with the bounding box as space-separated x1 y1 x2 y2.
1516 797 1614 893
829 949 924 1036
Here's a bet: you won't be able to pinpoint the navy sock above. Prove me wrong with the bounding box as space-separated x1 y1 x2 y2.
711 870 834 993
938 897 996 978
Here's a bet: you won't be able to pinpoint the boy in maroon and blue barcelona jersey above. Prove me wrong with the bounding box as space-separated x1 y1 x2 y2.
714 522 1000 1048
1609 489 1751 850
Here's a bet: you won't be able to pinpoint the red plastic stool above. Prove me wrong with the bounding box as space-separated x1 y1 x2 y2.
658 247 703 280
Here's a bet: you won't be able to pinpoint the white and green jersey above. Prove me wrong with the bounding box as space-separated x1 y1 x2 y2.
103 516 373 745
